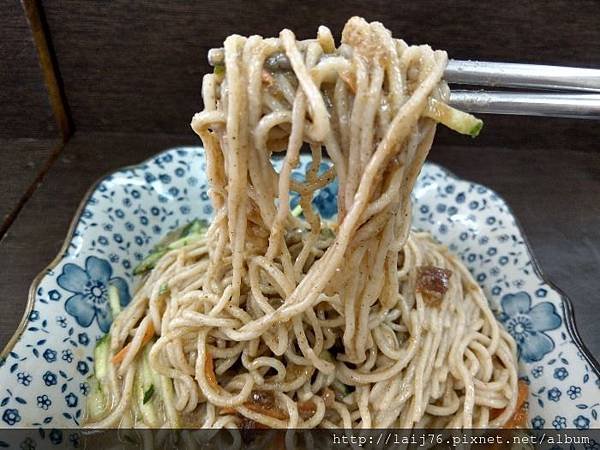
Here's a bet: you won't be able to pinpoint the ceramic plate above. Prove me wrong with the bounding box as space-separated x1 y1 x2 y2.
1 147 598 431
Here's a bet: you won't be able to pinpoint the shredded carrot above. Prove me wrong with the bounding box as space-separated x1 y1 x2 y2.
220 406 237 415
111 322 154 365
244 402 288 421
491 380 528 428
205 351 219 389
503 380 529 428
221 403 288 420
339 70 356 93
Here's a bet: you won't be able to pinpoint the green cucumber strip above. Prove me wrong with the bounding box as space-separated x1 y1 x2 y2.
425 98 483 138
135 365 158 426
133 250 167 276
166 231 205 251
143 384 154 404
94 335 110 381
291 204 303 217
332 379 351 396
86 376 107 421
180 218 209 237
133 219 208 276
159 283 169 295
108 284 121 317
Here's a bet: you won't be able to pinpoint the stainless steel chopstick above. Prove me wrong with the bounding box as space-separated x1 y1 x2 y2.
207 48 600 118
208 49 600 92
449 91 600 119
445 60 600 93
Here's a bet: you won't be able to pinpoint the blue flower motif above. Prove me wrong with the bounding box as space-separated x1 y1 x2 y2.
57 256 131 332
42 370 57 386
17 372 32 386
80 382 90 396
2 408 21 426
37 394 52 410
56 316 67 328
78 332 90 346
498 291 561 362
43 349 57 363
62 349 74 363
532 366 543 378
554 367 568 381
567 385 581 399
573 415 590 430
48 290 61 301
531 415 545 429
552 416 567 430
29 310 39 321
77 361 89 375
65 392 78 408
547 387 561 402
312 183 338 219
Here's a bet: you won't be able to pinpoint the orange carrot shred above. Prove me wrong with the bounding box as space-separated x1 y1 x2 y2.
491 380 528 427
112 322 154 365
220 406 237 415
205 351 219 389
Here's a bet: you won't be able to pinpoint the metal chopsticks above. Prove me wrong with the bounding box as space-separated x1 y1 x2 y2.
445 60 600 119
207 48 600 119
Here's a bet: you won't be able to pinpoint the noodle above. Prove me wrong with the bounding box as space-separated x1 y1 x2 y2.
85 16 518 429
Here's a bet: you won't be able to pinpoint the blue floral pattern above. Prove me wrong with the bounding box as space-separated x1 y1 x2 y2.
498 291 561 362
0 147 598 430
57 256 131 332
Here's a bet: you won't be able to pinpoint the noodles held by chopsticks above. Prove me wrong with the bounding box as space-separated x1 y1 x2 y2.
85 17 519 429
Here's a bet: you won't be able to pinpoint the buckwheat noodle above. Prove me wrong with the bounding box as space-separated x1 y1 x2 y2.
86 17 518 430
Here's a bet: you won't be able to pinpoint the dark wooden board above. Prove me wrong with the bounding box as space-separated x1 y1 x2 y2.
40 0 600 150
0 138 61 231
0 132 598 359
0 132 197 349
0 1 57 138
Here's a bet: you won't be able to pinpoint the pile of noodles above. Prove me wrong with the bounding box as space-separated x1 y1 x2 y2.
86 16 518 430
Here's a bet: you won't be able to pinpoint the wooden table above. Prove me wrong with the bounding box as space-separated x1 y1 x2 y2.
1 1 599 362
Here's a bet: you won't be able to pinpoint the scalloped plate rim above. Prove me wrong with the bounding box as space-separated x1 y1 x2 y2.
2 146 599 385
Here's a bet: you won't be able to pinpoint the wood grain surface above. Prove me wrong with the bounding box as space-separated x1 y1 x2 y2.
0 138 61 231
0 132 196 349
0 132 598 359
1 1 56 138
39 0 600 151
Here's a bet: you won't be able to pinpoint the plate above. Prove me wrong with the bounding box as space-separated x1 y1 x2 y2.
0 147 598 430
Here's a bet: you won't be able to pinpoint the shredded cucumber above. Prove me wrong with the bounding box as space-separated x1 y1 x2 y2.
133 250 167 276
94 334 110 381
291 204 303 217
86 376 107 421
425 98 483 138
131 344 159 426
332 379 351 397
108 284 121 318
133 219 209 276
180 218 209 237
159 282 169 295
320 349 334 363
